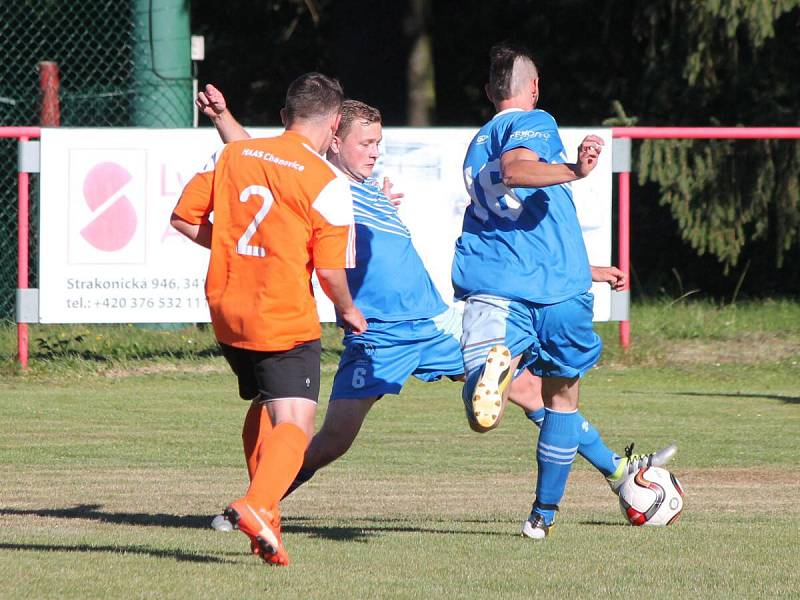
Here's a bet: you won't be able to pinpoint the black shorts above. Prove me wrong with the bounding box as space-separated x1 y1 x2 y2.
220 339 322 403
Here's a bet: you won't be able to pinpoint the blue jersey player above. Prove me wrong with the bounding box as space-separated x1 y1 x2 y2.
195 83 675 532
453 42 675 539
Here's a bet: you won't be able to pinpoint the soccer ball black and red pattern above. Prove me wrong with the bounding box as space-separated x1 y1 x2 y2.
618 466 684 526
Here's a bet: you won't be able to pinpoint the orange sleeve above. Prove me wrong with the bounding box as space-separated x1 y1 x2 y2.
311 215 355 269
173 170 214 225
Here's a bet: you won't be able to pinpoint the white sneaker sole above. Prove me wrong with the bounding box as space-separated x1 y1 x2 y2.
470 345 511 429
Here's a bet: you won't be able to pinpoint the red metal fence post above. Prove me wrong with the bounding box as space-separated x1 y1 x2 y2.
17 145 30 369
38 61 61 126
618 170 631 349
2 127 42 369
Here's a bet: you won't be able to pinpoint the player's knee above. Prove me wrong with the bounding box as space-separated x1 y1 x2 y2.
511 377 535 397
508 373 543 413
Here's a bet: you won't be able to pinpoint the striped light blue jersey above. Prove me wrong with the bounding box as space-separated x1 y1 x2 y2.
345 178 447 321
452 108 591 304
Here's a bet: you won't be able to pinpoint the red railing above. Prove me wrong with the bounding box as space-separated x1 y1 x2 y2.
614 127 800 140
5 126 800 367
611 126 800 348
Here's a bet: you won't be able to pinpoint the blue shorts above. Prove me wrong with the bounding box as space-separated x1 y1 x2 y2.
330 306 464 401
461 292 602 385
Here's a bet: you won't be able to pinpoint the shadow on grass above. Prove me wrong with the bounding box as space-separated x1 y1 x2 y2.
1 506 508 542
0 542 232 563
24 346 344 365
578 519 624 527
30 346 223 363
28 331 344 364
0 505 210 529
282 523 373 542
284 515 509 541
665 391 800 404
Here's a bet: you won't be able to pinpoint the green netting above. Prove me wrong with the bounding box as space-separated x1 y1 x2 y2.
0 0 192 320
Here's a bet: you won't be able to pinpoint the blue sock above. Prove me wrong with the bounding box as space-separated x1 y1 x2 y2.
533 409 580 524
281 467 316 499
527 409 620 477
575 414 621 476
526 407 546 426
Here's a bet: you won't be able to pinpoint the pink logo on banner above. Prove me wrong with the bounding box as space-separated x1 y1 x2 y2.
80 162 138 251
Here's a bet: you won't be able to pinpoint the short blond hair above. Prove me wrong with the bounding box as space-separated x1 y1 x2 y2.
337 100 382 138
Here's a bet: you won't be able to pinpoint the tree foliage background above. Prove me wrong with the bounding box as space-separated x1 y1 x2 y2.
192 0 800 298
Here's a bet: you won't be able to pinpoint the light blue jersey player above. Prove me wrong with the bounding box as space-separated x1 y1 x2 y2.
331 175 464 400
455 109 601 389
453 42 675 539
455 111 592 305
290 99 466 489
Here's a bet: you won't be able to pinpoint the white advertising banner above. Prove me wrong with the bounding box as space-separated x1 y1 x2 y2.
38 127 612 324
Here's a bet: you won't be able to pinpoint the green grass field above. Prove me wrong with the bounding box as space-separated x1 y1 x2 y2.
1 300 799 598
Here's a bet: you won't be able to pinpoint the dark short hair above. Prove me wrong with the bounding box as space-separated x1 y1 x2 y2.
284 72 344 123
487 41 537 101
337 100 382 138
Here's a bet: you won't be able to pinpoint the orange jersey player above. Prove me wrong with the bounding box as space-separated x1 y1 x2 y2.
170 72 366 567
174 128 356 351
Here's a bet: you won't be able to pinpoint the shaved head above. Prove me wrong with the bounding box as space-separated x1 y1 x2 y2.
487 41 539 102
509 56 538 97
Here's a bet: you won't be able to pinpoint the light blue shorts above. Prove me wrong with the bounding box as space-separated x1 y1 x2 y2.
330 306 464 401
461 292 602 386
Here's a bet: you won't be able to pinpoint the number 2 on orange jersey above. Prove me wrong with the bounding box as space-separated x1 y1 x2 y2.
236 185 274 257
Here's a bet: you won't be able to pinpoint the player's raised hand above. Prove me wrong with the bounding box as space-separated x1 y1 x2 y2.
382 176 405 206
196 84 228 120
576 134 604 177
590 265 626 290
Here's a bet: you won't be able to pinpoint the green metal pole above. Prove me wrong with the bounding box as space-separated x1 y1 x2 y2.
132 0 191 330
131 0 191 127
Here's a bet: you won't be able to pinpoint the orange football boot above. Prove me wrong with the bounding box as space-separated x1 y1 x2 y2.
224 500 289 566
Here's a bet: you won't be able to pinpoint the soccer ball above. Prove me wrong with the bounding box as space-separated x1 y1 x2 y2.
618 466 684 526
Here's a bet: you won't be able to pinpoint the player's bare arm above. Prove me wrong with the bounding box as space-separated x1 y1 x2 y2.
590 265 626 290
500 135 604 188
197 83 250 143
169 213 212 249
316 268 367 334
